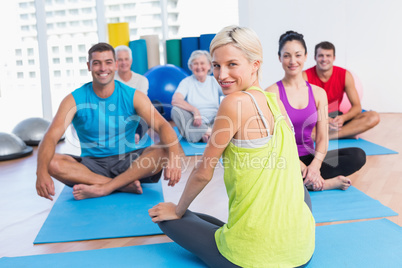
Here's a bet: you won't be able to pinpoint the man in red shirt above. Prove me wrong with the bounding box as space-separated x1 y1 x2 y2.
303 41 379 139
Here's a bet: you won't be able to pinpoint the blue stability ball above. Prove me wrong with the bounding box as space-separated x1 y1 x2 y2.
145 64 188 121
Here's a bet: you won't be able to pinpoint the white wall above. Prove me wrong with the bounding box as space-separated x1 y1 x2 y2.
177 0 238 37
239 0 402 113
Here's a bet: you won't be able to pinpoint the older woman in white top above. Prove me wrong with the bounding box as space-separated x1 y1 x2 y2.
171 50 223 143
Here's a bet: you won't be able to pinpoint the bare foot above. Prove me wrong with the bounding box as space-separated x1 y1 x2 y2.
120 180 143 194
73 184 109 200
323 176 351 190
201 133 211 143
202 128 212 143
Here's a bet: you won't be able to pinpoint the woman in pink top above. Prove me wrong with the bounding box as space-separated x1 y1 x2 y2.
266 31 366 191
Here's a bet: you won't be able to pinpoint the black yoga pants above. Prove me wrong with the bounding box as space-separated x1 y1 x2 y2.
158 186 312 268
300 147 366 179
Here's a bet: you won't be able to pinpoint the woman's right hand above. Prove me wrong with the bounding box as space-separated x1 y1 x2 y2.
149 202 181 223
303 164 324 191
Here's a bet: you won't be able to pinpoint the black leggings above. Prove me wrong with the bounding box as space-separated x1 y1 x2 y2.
300 147 366 179
158 186 313 268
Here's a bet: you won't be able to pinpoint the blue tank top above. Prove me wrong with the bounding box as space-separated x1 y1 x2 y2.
277 80 317 156
71 80 143 157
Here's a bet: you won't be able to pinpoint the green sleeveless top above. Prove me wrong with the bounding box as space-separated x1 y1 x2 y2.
215 87 315 267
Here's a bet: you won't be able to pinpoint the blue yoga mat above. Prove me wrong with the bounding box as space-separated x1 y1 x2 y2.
308 219 402 267
310 186 397 223
0 242 207 268
129 39 148 75
199 34 216 52
173 126 207 156
34 181 164 244
328 138 397 155
3 220 402 267
181 37 199 75
179 139 207 156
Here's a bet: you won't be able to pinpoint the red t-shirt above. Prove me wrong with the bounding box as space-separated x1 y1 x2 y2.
305 65 346 113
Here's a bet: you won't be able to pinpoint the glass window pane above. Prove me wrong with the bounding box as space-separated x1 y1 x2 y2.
0 3 43 132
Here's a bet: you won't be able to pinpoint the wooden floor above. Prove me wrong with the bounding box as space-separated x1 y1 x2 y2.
0 113 401 258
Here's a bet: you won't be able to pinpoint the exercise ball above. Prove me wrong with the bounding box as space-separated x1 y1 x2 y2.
145 64 188 120
0 132 33 161
339 71 363 113
12 117 52 146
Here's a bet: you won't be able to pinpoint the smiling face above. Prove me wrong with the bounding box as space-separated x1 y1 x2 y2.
87 50 117 87
315 47 335 72
116 50 132 73
212 44 259 95
190 54 211 82
279 40 307 76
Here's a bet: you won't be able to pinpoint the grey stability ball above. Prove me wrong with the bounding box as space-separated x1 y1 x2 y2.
12 117 51 146
0 132 33 161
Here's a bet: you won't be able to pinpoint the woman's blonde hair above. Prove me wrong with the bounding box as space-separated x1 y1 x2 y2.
210 25 263 79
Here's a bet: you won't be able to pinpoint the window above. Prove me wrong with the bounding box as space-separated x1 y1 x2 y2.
124 16 136 23
52 46 59 54
83 20 93 27
47 23 54 29
17 72 24 79
21 26 30 31
79 56 86 63
168 14 178 21
20 14 29 20
15 49 22 56
109 18 119 23
129 29 138 36
56 22 66 28
55 10 66 16
78 45 86 52
66 57 73 63
109 5 120 11
53 58 60 64
27 48 34 56
16 60 23 66
80 69 88 76
69 21 79 27
69 9 79 15
65 45 73 53
29 72 36 78
28 59 35 65
82 7 93 14
168 0 178 8
123 3 136 9
19 2 28 8
54 70 61 77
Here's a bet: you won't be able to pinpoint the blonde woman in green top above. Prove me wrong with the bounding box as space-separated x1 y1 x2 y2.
149 26 315 268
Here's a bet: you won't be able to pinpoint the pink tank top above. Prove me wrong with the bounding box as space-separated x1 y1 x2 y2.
277 81 317 156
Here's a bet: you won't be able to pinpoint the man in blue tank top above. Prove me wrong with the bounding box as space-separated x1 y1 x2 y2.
36 43 181 201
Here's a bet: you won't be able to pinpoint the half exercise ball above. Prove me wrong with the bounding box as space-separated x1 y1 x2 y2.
12 117 51 146
339 71 363 113
12 117 65 146
145 64 188 121
0 132 33 161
